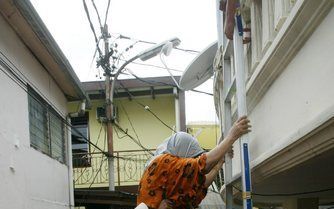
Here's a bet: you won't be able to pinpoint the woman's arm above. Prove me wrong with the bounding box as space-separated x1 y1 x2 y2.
204 148 233 188
204 116 250 173
204 158 224 188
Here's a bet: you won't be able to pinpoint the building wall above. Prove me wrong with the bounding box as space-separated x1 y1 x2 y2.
0 14 70 209
69 95 176 151
231 8 334 176
114 95 176 150
187 123 221 150
69 94 176 187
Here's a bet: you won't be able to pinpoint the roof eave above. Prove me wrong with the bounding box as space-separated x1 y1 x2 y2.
0 0 90 106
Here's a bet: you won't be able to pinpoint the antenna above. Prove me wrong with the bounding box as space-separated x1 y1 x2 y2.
179 42 218 90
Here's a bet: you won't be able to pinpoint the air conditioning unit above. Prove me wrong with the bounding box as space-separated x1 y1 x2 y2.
96 106 118 123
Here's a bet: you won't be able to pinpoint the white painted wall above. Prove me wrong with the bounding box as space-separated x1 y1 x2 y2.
0 14 71 209
231 8 334 177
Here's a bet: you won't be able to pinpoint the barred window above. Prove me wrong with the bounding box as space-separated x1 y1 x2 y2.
50 111 65 162
28 86 66 164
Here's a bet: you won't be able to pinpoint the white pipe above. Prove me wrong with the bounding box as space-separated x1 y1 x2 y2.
66 116 75 209
174 87 181 132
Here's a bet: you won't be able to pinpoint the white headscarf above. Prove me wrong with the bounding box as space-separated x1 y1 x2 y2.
145 132 205 168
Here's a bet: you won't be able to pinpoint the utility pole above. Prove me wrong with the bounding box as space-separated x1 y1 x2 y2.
100 35 180 193
102 24 115 191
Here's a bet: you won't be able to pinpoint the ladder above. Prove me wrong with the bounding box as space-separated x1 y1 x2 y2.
216 1 253 209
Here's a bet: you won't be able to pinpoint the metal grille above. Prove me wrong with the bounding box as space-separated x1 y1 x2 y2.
73 150 154 187
28 86 66 164
28 89 49 154
50 112 65 163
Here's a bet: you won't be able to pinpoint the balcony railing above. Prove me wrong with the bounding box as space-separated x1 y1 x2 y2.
73 150 154 188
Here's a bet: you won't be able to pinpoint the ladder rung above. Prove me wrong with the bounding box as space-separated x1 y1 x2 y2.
223 39 233 59
224 76 236 102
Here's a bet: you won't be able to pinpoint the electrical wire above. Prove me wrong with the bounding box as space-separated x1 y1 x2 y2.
159 54 215 96
82 0 103 57
113 122 154 156
90 0 103 30
103 0 111 26
87 37 102 77
74 124 104 183
159 53 181 89
117 81 176 133
87 0 114 79
117 99 153 156
190 89 214 96
232 185 334 197
118 57 184 73
113 126 130 139
118 110 154 157
125 68 214 96
76 156 108 208
118 34 200 54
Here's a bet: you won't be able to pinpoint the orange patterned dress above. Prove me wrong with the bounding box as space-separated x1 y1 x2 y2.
137 154 208 209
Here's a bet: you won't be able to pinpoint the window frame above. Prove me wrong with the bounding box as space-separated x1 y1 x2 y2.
71 112 91 168
28 86 66 164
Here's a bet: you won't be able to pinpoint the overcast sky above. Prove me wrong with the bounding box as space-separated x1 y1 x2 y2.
30 0 218 123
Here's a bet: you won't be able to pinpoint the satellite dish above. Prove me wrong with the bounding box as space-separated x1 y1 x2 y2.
180 41 218 90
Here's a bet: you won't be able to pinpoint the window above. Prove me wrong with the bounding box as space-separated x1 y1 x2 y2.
250 0 263 71
28 86 66 163
262 0 275 52
71 113 90 167
274 0 291 32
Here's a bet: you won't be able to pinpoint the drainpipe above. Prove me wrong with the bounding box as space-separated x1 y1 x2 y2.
66 116 75 209
67 100 86 209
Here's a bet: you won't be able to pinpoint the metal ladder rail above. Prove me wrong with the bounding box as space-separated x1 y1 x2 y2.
221 21 253 209
215 0 235 208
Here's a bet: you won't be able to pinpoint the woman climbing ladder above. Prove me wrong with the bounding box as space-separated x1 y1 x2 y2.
137 116 251 209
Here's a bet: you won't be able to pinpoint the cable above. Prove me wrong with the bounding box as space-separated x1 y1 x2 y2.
88 37 102 77
82 0 103 57
103 0 111 26
91 0 103 30
118 58 183 73
159 54 214 96
118 81 176 133
118 34 200 54
175 47 200 54
116 100 155 157
125 68 214 96
76 156 107 208
117 99 148 150
113 126 130 139
190 89 214 96
159 53 181 89
113 122 154 156
126 68 174 86
232 185 334 197
74 124 104 183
